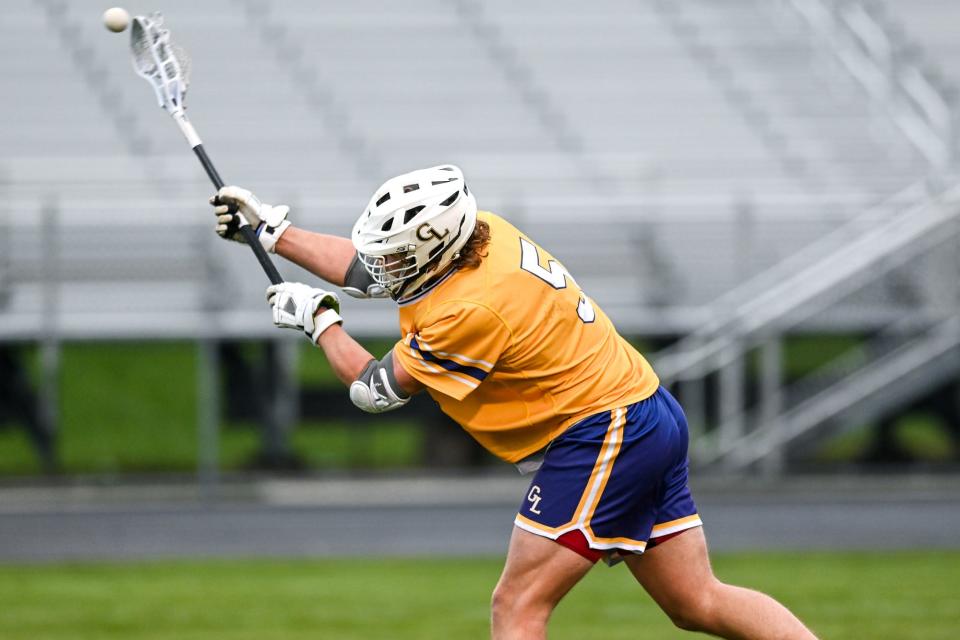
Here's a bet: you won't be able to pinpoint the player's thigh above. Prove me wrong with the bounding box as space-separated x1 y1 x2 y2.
622 525 717 613
494 525 595 608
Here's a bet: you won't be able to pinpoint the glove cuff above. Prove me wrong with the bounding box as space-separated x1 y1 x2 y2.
308 308 343 344
258 219 292 253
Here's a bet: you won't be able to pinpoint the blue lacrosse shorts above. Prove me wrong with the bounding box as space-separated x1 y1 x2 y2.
514 387 702 562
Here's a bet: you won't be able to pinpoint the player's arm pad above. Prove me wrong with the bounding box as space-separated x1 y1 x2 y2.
342 255 390 299
349 350 411 413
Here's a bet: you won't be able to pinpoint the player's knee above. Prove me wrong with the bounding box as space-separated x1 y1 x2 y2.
490 581 549 627
668 608 707 632
490 581 523 621
662 585 719 632
490 580 516 623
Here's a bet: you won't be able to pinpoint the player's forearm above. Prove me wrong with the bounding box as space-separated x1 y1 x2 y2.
315 323 375 386
275 227 356 287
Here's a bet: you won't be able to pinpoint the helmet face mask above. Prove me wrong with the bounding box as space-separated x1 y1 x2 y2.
352 165 478 299
357 249 418 293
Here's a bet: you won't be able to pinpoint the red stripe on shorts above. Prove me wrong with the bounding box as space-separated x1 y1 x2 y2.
556 530 604 563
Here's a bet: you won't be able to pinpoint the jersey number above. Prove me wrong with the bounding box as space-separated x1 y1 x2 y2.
519 238 596 323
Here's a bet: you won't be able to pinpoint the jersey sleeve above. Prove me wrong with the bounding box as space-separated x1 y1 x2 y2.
393 302 511 400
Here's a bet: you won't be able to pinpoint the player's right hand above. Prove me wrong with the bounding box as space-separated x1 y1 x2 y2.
266 282 343 344
211 186 291 253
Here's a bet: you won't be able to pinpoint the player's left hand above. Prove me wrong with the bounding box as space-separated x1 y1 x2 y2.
211 186 291 253
266 282 343 344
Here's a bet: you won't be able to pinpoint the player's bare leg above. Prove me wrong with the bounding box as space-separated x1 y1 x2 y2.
490 526 594 640
624 527 817 639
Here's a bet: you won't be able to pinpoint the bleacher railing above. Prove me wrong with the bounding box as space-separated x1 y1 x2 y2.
787 0 955 170
653 179 960 471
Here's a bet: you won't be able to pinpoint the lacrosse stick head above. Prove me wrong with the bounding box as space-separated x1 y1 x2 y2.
130 13 191 117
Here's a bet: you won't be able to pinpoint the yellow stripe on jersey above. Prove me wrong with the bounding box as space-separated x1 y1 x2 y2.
393 212 660 462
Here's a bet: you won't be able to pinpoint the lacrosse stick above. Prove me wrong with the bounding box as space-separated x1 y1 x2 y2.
129 13 283 285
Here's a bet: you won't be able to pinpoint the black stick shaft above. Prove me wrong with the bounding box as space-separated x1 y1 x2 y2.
193 145 284 285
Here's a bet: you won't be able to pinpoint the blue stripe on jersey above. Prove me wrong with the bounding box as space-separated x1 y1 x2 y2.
410 337 489 382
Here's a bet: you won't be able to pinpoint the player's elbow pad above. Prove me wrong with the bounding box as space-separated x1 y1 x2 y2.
349 354 410 414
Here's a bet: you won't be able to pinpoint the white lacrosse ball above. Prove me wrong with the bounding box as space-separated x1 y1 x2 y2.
102 7 130 33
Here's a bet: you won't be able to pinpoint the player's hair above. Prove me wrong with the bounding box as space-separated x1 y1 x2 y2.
451 220 490 271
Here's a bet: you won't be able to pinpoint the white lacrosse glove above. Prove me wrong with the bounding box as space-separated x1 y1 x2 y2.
266 282 342 344
211 186 292 253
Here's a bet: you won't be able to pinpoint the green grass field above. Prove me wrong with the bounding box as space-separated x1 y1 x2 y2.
2 551 958 639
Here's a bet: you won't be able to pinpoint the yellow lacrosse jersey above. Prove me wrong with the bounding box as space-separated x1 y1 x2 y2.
393 211 660 463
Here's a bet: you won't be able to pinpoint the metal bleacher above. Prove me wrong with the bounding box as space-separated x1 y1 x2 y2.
0 0 937 343
654 179 960 470
644 0 960 471
2 0 957 474
874 0 960 101
482 0 924 196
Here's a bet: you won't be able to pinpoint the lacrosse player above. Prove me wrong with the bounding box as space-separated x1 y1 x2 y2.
211 166 816 639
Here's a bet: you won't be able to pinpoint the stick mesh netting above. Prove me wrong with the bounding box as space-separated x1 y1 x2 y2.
130 13 191 113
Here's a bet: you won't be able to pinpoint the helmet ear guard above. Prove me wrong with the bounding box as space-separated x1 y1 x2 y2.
352 165 478 299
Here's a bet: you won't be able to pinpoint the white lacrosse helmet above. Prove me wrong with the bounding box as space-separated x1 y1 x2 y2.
352 165 477 299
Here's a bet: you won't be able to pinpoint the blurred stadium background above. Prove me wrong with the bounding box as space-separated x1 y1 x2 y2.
1 0 959 638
